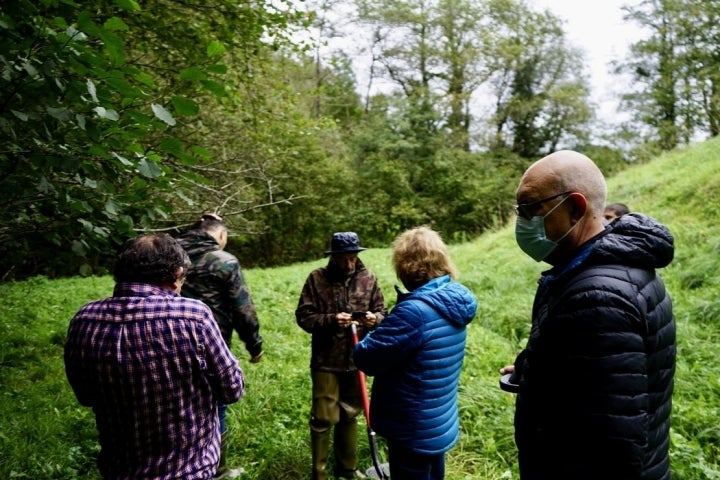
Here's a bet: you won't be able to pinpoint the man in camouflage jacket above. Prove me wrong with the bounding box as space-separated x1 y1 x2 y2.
177 213 263 479
296 232 387 480
177 214 263 360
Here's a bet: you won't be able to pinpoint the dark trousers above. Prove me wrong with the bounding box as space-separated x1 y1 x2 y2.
388 442 445 480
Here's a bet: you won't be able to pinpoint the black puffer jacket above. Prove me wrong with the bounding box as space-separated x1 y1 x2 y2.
514 213 676 480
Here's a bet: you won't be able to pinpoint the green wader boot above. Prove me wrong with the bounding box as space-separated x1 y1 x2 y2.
311 428 331 480
334 418 365 479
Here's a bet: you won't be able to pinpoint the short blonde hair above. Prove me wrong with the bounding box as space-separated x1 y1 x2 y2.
392 226 458 290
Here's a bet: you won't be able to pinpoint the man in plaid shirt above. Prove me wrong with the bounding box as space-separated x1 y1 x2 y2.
64 233 245 480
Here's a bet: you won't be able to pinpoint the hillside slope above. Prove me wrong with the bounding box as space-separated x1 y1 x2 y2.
1 140 719 479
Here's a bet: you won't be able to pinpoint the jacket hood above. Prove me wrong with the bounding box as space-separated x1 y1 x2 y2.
591 213 674 270
176 229 220 260
401 275 477 327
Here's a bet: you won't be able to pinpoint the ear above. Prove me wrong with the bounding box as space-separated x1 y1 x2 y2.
567 192 588 220
169 267 186 293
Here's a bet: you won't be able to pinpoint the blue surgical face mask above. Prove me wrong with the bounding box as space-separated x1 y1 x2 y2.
515 195 578 262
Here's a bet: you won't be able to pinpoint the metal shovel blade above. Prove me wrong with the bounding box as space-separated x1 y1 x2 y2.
365 463 390 478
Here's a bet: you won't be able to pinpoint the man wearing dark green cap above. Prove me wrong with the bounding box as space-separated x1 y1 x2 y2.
296 232 387 479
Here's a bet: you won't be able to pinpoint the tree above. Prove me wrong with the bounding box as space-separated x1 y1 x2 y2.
0 0 303 279
483 0 592 157
356 0 485 151
620 0 683 151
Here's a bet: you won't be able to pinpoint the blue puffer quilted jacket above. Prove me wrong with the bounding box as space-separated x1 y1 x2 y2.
353 274 477 454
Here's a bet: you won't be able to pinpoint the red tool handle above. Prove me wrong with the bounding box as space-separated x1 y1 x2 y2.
351 322 372 428
350 321 389 479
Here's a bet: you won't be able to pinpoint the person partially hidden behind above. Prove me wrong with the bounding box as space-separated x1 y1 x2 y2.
501 150 676 480
296 232 387 480
64 233 245 479
177 213 264 479
604 202 630 223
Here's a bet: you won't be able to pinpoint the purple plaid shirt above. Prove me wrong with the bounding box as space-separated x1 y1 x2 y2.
64 283 245 480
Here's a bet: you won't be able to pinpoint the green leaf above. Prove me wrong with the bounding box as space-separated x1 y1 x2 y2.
207 64 228 75
189 145 212 160
103 17 129 31
151 103 176 126
201 80 227 97
94 106 120 121
105 76 142 99
207 40 226 58
77 12 99 36
115 0 141 11
99 30 126 66
39 176 56 195
72 240 88 256
47 107 72 121
158 138 184 154
138 158 163 178
86 79 98 103
116 215 135 234
179 67 207 81
104 198 121 216
175 152 197 165
171 96 199 116
11 110 28 121
111 151 133 166
22 62 38 78
65 25 88 42
177 190 195 206
133 71 156 88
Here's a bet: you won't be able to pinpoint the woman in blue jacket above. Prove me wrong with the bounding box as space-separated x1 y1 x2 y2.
353 226 478 480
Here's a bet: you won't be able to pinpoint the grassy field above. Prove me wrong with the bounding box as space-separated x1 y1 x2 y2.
2 140 720 479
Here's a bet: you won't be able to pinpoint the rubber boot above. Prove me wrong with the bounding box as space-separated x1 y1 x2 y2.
311 428 331 480
334 418 365 478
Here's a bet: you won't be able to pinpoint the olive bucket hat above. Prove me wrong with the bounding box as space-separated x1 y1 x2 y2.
324 232 367 255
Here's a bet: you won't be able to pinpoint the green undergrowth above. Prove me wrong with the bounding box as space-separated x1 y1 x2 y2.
2 139 720 478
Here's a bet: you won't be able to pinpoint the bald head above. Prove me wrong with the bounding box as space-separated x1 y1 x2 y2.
518 150 607 216
515 150 607 264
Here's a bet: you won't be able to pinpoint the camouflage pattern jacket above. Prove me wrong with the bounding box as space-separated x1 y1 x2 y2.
296 258 386 372
177 229 263 358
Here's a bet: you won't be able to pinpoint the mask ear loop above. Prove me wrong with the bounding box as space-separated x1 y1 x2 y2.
552 193 586 244
542 192 571 218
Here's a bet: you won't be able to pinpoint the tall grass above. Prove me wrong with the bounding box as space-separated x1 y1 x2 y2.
2 139 720 479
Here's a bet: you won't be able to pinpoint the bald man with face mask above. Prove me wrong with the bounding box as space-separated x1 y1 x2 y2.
501 150 676 480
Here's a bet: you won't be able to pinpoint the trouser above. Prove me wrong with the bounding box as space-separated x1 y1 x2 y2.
218 403 228 435
310 370 363 480
216 404 229 475
388 442 445 480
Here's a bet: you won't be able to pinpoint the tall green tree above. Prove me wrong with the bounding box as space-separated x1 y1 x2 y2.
483 0 592 158
672 0 720 138
621 0 683 151
617 0 720 148
356 0 484 151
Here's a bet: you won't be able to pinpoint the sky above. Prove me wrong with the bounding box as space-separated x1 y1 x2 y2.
527 0 645 123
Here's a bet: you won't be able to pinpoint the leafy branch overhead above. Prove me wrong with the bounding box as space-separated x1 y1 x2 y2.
0 0 305 278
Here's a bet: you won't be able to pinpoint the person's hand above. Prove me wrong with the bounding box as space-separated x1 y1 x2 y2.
499 365 515 375
336 312 353 328
363 312 378 327
250 351 264 363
